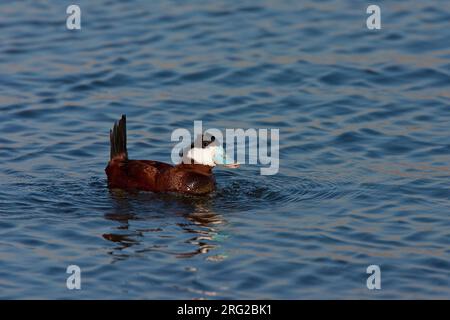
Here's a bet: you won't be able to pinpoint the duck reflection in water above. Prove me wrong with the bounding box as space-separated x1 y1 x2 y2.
103 189 227 261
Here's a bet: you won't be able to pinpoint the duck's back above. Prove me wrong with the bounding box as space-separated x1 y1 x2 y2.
105 159 173 191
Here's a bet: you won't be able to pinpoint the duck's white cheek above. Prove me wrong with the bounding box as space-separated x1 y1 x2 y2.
187 148 215 166
200 149 215 166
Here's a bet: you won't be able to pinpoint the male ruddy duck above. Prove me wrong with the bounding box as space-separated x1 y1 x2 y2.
105 115 238 195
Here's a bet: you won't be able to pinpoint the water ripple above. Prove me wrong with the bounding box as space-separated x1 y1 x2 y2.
0 0 449 299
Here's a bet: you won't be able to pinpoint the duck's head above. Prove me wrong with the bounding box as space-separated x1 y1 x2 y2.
180 134 239 168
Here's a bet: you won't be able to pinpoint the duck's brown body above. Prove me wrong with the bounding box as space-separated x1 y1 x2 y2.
106 160 215 194
105 115 215 195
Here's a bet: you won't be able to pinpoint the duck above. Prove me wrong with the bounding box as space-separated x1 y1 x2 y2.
105 115 239 195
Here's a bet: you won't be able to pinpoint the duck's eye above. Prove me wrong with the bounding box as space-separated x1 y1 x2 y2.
211 136 215 141
179 150 183 157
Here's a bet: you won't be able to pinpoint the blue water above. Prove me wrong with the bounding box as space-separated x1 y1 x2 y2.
1 0 449 299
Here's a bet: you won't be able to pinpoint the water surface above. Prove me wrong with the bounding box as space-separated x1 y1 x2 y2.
0 0 449 299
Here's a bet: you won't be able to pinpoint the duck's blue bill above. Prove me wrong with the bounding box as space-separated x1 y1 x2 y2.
213 146 235 165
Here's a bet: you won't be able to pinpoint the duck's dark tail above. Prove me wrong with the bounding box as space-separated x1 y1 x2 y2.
110 115 128 161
